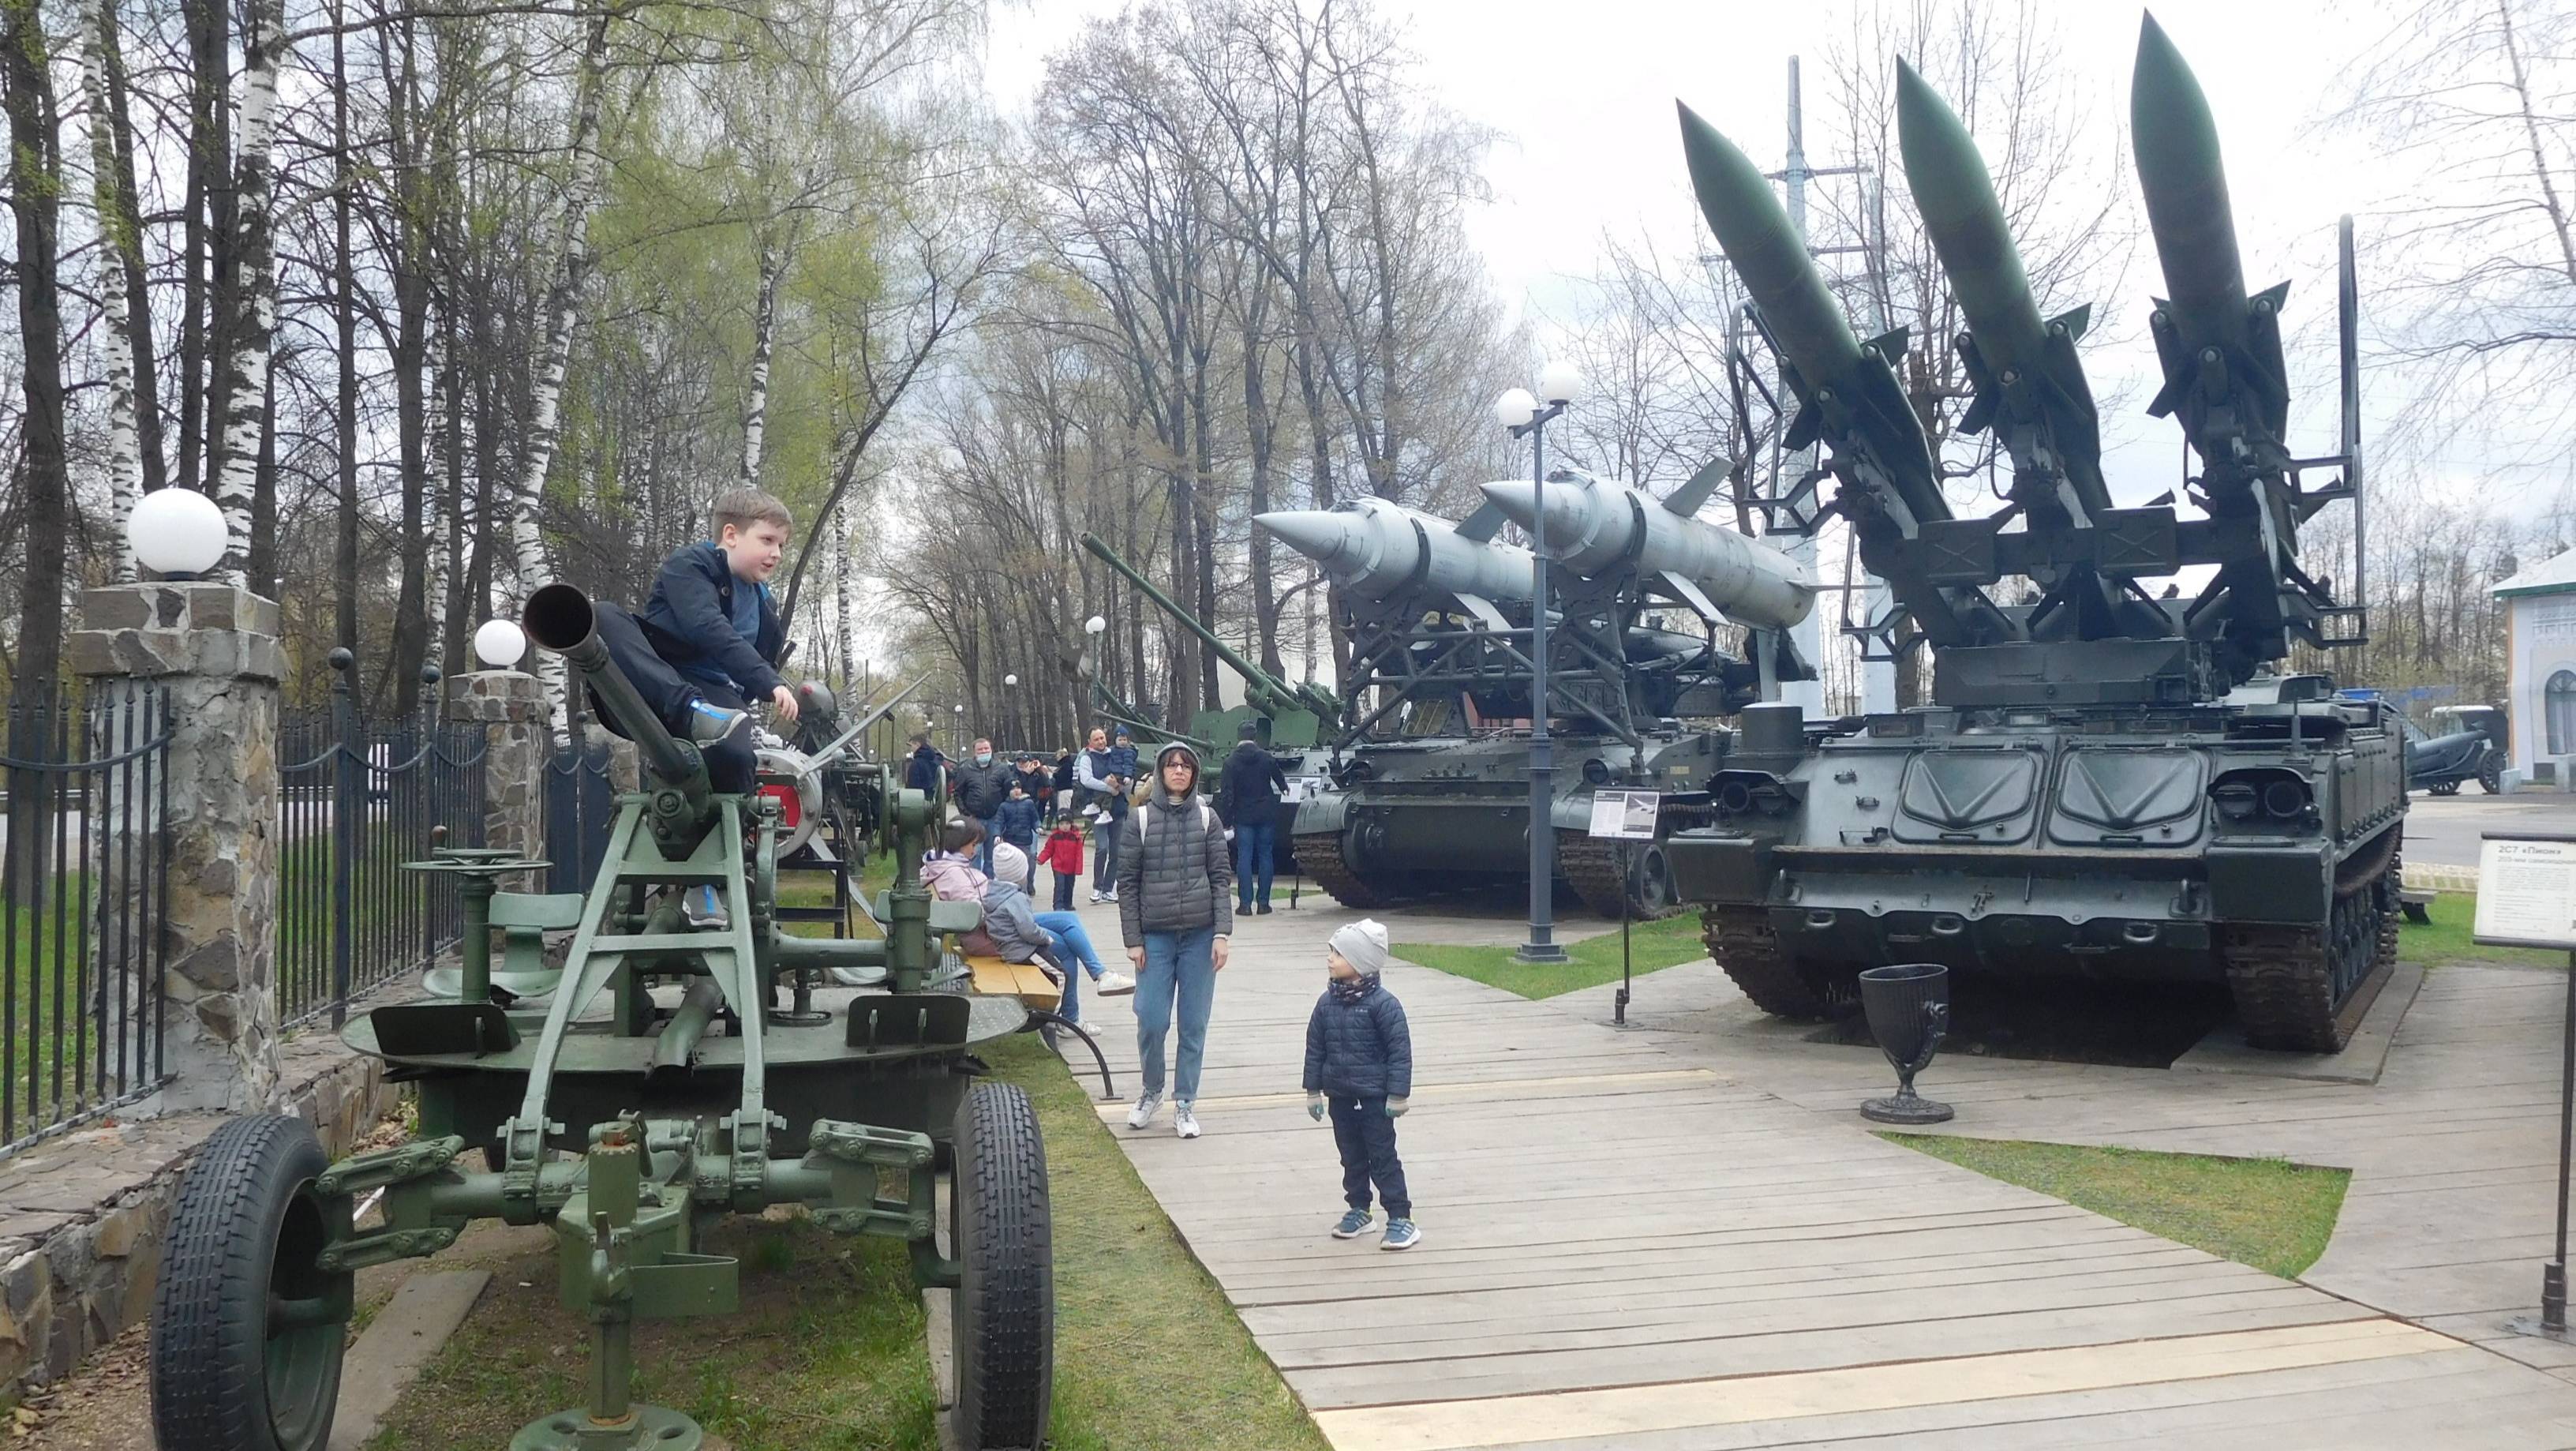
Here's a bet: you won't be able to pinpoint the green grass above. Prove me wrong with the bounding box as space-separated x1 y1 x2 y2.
1394 910 1710 999
1881 1134 2351 1280
2402 891 2568 968
368 1034 1326 1451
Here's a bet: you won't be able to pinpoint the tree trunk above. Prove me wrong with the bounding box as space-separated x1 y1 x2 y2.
513 11 614 737
249 362 279 598
741 241 780 485
95 0 163 498
212 0 283 584
387 11 432 711
82 0 139 582
332 0 360 674
1245 328 1282 680
5 0 68 904
178 0 230 499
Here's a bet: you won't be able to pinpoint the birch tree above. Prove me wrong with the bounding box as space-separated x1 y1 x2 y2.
212 0 285 584
83 0 140 583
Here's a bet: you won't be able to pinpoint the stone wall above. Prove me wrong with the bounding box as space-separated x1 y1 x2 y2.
0 1026 399 1402
447 669 547 882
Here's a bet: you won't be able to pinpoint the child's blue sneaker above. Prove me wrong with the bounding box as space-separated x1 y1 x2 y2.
1331 1209 1373 1239
1380 1219 1421 1251
683 884 728 929
686 701 753 745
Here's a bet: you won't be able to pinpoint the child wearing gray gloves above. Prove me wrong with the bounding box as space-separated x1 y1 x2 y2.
1303 919 1419 1250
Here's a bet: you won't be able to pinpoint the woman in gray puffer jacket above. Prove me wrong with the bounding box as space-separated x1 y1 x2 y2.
1115 742 1234 1138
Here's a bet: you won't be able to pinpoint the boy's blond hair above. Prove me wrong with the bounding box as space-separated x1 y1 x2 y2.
711 489 793 538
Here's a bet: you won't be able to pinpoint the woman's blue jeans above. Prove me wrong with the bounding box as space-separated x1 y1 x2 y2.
1135 926 1216 1102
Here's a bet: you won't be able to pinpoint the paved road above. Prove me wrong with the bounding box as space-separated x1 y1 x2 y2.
2404 790 2576 867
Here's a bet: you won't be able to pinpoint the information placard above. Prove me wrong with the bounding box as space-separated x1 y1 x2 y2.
1588 789 1661 842
2475 835 2576 950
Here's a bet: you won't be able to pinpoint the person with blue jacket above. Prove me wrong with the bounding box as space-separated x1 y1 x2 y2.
1304 919 1419 1250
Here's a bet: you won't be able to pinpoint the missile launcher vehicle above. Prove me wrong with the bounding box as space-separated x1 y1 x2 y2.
1661 19 2403 1052
1256 482 1817 920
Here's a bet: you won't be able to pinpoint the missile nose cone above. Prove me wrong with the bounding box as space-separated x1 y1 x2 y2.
1676 102 1776 268
2130 12 2242 309
1253 510 1354 568
1477 480 1535 528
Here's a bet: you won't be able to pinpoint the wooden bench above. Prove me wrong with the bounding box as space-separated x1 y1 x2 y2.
963 954 1062 1013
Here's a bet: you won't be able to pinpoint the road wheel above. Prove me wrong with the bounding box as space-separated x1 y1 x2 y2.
2480 752 2504 794
151 1115 350 1451
949 1082 1054 1450
2429 781 2461 797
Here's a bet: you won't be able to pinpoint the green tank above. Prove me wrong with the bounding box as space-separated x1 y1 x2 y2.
1662 24 2404 1052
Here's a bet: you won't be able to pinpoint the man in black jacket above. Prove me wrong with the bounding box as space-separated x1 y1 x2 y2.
1214 720 1291 915
903 733 945 794
950 737 1016 875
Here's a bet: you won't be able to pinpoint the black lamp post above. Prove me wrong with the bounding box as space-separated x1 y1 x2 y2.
1496 362 1584 965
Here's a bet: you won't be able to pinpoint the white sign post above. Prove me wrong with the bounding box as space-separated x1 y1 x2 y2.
2480 833 2576 1338
1590 790 1660 1025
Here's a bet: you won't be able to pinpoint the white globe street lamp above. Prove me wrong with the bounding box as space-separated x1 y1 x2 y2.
1084 615 1106 636
1004 673 1019 687
1492 387 1537 431
1539 359 1586 406
127 488 227 580
473 619 528 670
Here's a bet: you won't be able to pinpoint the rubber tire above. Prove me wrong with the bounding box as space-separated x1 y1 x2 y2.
949 1082 1054 1451
151 1113 350 1451
2430 781 2460 797
2480 752 2504 794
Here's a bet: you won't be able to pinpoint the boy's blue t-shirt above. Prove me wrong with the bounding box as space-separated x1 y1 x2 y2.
674 545 768 697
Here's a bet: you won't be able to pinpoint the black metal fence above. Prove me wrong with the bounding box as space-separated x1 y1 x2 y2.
546 696 619 896
278 655 488 1028
0 682 173 1153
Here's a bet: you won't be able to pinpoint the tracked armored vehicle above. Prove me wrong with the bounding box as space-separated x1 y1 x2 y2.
1664 21 2403 1052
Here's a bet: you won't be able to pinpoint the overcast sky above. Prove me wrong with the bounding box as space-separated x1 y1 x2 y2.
981 1 2479 519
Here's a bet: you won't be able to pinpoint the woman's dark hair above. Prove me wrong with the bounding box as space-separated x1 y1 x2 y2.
940 819 984 853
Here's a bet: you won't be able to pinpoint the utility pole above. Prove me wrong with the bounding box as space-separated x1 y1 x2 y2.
1774 58 1827 718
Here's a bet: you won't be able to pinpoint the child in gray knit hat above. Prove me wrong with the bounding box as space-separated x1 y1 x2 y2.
1302 918 1419 1250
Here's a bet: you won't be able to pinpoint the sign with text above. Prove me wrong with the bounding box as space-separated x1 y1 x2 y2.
1588 789 1661 842
2475 835 2576 950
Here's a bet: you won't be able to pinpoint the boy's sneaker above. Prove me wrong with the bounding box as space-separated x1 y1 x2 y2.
1174 1103 1200 1139
686 701 754 746
1331 1209 1374 1239
1256 903 1275 915
1101 887 1118 903
1088 890 1106 904
683 884 728 929
1380 1219 1422 1251
1125 1092 1163 1130
1095 970 1136 995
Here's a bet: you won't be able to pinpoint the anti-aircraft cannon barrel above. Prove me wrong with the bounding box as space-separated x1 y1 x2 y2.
524 583 705 797
1477 472 1816 632
1079 531 1341 724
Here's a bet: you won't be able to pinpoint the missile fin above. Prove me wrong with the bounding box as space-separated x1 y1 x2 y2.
1960 387 2001 438
1660 570 1726 624
1865 326 1912 366
2147 366 2188 420
2249 279 2290 317
2048 303 2092 342
1453 499 1509 545
1664 455 1735 518
1784 400 1824 453
1454 593 1509 631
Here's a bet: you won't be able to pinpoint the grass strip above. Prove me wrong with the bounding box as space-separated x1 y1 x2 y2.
1394 910 1708 999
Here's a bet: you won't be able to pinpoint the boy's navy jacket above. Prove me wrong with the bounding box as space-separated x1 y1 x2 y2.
642 542 784 699
1303 978 1413 1099
995 796 1041 844
905 744 945 793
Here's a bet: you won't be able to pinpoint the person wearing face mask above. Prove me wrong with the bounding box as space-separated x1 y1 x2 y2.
950 736 1016 877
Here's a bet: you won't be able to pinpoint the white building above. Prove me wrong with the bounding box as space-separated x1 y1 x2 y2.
2493 547 2576 787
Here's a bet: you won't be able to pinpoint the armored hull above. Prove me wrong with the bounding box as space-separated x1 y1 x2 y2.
1665 688 2406 1052
1291 729 1732 919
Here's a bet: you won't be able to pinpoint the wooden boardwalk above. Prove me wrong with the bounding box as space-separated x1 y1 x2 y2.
1054 895 2576 1448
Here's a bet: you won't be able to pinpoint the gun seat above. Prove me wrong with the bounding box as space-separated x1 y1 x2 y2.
422 891 582 1004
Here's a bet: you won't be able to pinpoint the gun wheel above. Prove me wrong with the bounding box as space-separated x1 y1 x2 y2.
950 1082 1054 1451
151 1114 351 1451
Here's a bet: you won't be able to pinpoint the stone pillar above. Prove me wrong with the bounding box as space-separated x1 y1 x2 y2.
69 582 286 1114
446 669 549 873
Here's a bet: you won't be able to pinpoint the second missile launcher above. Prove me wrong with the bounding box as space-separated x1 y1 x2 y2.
1661 17 2401 1054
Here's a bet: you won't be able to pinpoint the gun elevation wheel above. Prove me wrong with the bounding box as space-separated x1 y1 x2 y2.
949 1081 1054 1451
151 1114 351 1451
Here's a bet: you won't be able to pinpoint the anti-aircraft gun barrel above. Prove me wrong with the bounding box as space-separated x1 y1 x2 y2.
1477 472 1816 632
1079 531 1341 726
523 582 715 857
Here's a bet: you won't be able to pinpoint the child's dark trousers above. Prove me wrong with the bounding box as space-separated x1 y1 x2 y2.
1327 1094 1410 1219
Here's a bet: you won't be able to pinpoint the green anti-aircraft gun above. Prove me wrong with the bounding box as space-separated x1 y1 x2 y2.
1664 17 2402 1052
148 583 1053 1451
1079 531 1341 762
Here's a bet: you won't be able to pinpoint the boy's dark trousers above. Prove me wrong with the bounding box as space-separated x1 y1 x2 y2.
1052 869 1077 912
1327 1094 1410 1219
589 601 757 794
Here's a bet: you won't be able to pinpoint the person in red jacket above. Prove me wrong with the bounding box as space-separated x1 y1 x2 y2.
1037 818 1087 912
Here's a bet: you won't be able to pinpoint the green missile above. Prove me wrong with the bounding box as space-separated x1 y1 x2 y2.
2131 12 2288 437
1894 57 2109 515
1678 100 1865 385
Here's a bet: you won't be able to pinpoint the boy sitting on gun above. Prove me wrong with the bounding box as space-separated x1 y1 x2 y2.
588 487 801 926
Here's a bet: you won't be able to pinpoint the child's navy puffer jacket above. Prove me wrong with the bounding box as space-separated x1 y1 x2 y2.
1303 978 1413 1100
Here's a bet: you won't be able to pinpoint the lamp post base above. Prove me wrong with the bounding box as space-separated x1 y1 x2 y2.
1515 941 1571 965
